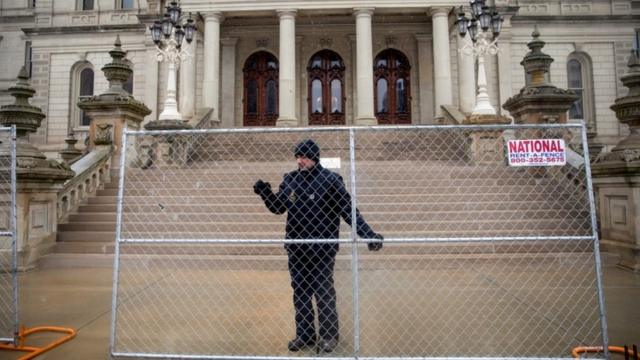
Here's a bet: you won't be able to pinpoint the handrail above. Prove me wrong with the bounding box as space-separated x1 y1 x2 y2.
57 146 112 221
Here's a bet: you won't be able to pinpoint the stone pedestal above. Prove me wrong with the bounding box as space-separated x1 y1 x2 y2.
78 36 151 168
0 67 74 269
591 49 640 271
464 114 511 164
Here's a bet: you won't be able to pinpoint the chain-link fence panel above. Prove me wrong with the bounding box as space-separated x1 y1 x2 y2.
0 127 17 344
111 124 605 360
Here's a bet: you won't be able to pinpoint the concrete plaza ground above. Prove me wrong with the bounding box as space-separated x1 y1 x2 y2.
4 252 640 359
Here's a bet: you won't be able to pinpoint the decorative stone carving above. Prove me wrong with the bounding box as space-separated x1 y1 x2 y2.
94 124 113 145
78 36 151 152
256 38 269 48
503 28 578 125
591 49 640 272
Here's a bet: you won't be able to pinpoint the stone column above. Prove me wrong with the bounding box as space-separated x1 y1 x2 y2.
353 8 376 125
203 12 223 122
456 32 475 115
431 7 453 118
349 34 357 125
179 30 197 120
220 37 238 128
497 15 513 118
276 9 298 126
144 40 159 124
415 34 435 123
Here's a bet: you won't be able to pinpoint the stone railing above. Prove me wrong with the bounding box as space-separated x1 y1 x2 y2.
57 146 112 222
188 107 216 129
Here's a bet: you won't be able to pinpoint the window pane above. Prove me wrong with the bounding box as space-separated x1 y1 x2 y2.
247 79 257 114
121 0 133 8
311 56 322 69
377 78 388 113
331 79 341 113
124 73 133 94
396 78 407 112
376 59 387 68
80 68 94 96
83 0 93 10
569 89 584 119
265 80 277 114
311 79 323 113
567 59 582 88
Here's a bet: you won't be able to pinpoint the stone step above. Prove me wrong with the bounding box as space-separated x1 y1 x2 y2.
112 184 577 197
38 250 594 270
88 192 579 205
84 201 584 214
53 241 593 256
57 225 590 242
77 204 117 212
66 209 589 224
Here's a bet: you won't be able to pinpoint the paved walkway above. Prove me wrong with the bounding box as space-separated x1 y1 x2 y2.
4 253 640 359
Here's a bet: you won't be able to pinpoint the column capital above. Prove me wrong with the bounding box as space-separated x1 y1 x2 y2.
221 37 238 46
353 7 374 17
276 9 297 19
414 33 432 42
204 11 224 22
428 7 451 17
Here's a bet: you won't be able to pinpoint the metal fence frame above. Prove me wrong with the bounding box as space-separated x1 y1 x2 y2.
0 126 18 345
110 123 608 360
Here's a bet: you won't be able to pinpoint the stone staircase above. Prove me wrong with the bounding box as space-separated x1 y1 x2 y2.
41 152 593 268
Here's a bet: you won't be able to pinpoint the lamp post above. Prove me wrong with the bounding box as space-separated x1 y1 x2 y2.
148 1 196 128
455 1 504 116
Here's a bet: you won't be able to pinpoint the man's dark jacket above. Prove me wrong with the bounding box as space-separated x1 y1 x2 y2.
258 164 375 250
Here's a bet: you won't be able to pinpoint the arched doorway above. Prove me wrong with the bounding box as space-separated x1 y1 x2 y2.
243 51 279 126
374 49 411 124
307 50 346 125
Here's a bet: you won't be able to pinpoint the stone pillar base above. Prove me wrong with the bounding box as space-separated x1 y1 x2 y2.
601 239 640 272
464 114 510 165
276 117 298 127
354 117 377 126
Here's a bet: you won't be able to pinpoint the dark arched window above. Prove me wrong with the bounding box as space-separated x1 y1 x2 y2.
567 52 595 133
567 59 584 120
243 51 279 126
374 49 411 124
79 67 94 126
307 50 345 125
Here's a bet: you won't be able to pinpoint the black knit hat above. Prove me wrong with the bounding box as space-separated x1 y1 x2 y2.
294 139 320 163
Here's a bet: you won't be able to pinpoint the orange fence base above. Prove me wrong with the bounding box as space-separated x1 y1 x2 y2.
572 345 640 359
0 326 77 360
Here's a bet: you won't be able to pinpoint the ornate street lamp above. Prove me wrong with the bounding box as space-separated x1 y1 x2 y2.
455 1 504 115
149 2 196 126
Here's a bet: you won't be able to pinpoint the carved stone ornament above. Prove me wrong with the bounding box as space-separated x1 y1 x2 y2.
256 38 269 48
94 123 113 145
320 38 333 48
622 149 640 162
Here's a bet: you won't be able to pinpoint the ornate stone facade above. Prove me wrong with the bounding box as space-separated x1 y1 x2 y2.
0 0 637 151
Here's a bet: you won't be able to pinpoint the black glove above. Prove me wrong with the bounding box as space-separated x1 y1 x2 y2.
253 180 272 197
367 233 383 251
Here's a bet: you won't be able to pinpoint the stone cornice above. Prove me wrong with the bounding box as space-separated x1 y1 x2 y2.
22 23 145 35
513 14 640 22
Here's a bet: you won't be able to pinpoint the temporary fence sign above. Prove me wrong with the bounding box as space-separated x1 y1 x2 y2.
507 139 566 166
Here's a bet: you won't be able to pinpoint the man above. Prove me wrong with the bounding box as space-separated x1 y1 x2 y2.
254 139 383 354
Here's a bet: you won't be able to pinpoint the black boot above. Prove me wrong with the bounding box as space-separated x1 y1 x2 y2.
287 337 316 351
317 338 338 353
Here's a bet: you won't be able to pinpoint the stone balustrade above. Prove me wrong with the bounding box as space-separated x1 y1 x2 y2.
57 146 111 222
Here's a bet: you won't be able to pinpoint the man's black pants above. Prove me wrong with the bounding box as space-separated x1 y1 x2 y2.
286 244 339 342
